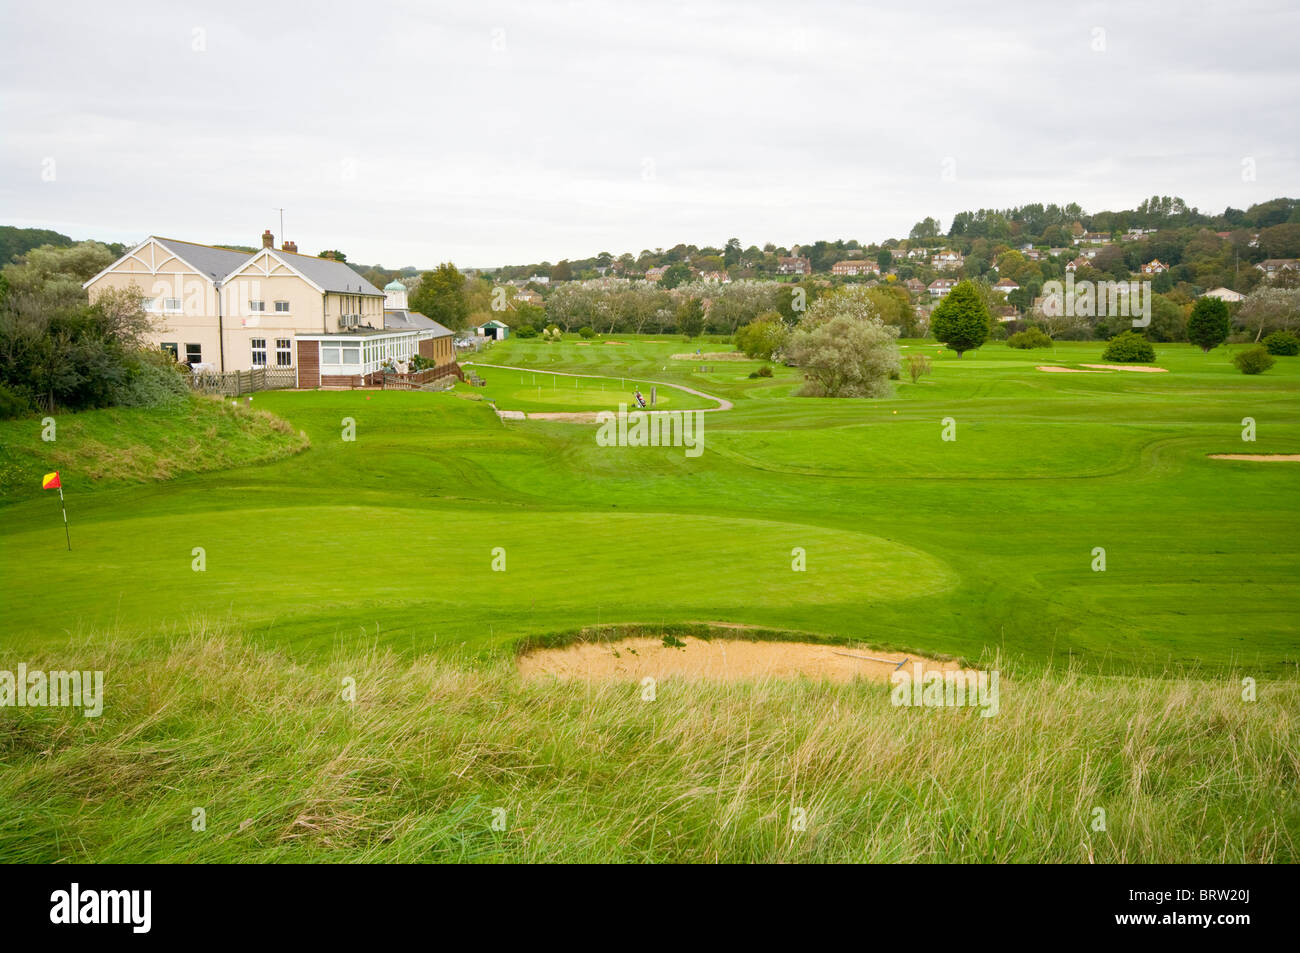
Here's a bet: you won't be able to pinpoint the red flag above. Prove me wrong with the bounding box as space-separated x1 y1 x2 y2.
42 471 61 490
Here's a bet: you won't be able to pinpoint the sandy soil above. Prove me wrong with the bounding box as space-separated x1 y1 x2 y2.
1207 454 1300 462
1036 365 1107 373
1080 363 1168 372
526 411 601 422
517 636 965 684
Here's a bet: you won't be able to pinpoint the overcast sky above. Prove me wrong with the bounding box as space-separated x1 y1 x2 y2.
2 0 1297 268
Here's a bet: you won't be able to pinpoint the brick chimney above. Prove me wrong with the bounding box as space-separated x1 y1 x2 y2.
283 240 298 254
262 229 274 249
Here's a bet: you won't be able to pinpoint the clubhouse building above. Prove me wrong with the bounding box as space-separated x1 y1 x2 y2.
84 232 458 386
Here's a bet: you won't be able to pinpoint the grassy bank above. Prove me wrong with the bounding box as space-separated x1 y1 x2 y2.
0 395 309 503
0 624 1295 863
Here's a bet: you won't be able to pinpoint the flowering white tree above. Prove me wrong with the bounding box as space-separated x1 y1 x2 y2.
784 287 900 397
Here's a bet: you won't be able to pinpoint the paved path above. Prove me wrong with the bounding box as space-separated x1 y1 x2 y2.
463 361 734 421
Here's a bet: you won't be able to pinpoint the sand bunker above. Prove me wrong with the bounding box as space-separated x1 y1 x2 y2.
517 636 964 684
525 411 601 422
1080 363 1168 372
1036 365 1108 373
1207 454 1300 462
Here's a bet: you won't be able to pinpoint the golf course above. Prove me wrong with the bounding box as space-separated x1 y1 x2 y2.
1 335 1297 862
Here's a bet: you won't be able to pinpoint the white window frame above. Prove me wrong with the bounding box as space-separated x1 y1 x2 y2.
249 300 266 313
251 337 267 367
275 338 292 367
274 300 290 313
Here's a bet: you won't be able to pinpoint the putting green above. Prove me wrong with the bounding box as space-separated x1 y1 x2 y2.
1 508 955 650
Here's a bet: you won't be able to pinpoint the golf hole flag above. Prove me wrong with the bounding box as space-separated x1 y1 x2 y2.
42 470 71 550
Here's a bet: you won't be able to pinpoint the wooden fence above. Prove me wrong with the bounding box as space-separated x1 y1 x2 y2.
381 363 465 391
189 367 297 396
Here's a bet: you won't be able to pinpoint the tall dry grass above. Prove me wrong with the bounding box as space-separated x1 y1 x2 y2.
1 623 1295 863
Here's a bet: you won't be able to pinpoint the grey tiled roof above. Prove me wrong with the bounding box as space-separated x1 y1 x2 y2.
271 250 381 295
384 309 453 336
154 237 252 282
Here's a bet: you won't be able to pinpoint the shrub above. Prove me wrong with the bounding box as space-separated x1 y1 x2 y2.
1102 330 1156 363
514 324 538 338
1262 330 1300 356
747 365 774 379
0 383 34 419
1232 345 1275 375
1007 327 1053 349
906 354 932 383
734 312 788 361
578 326 595 339
110 351 190 408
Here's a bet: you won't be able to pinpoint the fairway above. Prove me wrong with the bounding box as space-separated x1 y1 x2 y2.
2 337 1297 674
461 362 718 413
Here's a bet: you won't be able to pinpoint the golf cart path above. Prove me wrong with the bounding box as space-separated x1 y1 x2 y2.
462 361 733 421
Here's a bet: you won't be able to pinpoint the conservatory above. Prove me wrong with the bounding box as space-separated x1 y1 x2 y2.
294 328 438 388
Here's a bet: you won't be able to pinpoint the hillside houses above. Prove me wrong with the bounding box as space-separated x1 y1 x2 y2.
777 255 812 276
1256 259 1299 279
928 278 957 296
831 259 880 276
931 250 964 271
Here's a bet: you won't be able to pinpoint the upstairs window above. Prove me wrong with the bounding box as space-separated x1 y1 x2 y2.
275 300 290 313
249 300 266 313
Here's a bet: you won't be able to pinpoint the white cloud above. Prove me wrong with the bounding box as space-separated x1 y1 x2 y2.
1 0 1296 267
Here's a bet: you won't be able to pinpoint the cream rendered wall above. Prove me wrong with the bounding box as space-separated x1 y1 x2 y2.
85 240 223 368
222 258 328 370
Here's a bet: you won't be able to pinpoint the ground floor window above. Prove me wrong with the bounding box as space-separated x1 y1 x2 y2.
320 343 361 367
185 343 201 364
251 338 267 366
161 342 178 359
275 338 292 366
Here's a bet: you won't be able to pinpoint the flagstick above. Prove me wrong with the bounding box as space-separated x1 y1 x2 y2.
59 485 70 550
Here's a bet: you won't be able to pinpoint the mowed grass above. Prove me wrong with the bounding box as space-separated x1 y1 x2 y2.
1 337 1298 673
459 363 717 413
1 334 1298 862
